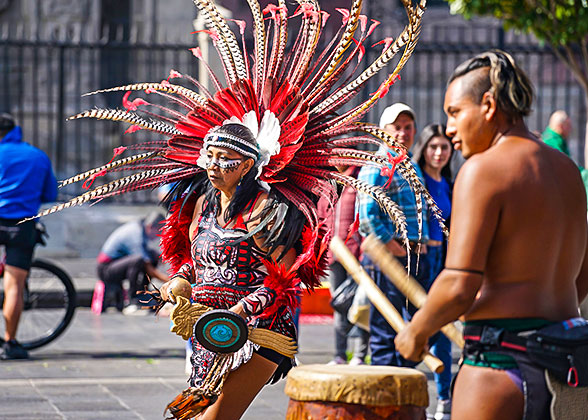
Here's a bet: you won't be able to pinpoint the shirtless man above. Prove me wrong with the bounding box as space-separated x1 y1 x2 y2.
395 50 588 420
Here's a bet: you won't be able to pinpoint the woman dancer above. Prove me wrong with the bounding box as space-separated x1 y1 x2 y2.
413 124 454 419
159 121 301 419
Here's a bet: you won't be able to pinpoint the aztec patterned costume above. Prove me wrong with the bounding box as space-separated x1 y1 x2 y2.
30 0 447 418
176 192 297 388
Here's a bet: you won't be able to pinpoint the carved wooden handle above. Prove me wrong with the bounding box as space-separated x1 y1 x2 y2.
363 234 465 349
330 237 444 374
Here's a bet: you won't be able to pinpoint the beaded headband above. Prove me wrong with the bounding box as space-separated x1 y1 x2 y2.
202 131 259 161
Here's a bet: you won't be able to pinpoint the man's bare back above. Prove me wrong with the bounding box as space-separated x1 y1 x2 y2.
455 133 585 321
395 50 588 420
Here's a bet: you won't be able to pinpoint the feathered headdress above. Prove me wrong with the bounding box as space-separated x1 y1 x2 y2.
34 0 444 275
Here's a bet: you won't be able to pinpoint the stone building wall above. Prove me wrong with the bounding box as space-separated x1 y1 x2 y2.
0 0 585 166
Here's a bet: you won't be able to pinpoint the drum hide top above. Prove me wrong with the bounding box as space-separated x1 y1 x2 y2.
285 364 429 407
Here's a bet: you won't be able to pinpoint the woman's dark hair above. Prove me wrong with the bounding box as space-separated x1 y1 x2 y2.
412 124 453 182
0 113 15 137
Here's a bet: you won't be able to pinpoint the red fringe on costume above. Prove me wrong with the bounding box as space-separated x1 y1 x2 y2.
297 224 331 290
160 194 198 274
258 260 301 319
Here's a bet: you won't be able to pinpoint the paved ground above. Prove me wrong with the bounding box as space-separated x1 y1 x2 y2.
0 257 460 419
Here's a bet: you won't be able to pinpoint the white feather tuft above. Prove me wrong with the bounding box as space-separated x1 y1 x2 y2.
255 110 281 178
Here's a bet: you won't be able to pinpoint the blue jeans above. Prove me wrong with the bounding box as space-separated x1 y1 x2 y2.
427 245 452 400
363 252 435 367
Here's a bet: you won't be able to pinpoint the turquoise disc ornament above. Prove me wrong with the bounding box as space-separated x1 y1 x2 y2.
194 309 248 354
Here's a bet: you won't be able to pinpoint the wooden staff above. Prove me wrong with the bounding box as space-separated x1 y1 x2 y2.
330 236 444 374
363 234 465 349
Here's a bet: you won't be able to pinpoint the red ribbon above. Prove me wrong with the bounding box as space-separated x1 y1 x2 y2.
381 150 407 189
83 146 127 189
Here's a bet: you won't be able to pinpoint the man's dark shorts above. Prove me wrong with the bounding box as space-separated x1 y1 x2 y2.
0 218 36 270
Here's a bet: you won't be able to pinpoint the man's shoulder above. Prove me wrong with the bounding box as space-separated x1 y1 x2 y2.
453 151 505 194
113 220 143 236
0 141 50 168
11 141 50 160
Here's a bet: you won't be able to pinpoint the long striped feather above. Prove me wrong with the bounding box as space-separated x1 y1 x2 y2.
245 0 266 96
192 0 244 82
290 1 322 87
25 169 168 221
363 123 448 237
58 152 161 188
67 109 181 136
82 83 206 108
316 0 362 85
329 171 409 247
310 15 417 116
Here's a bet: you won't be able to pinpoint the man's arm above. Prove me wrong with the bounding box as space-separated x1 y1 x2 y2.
41 157 58 203
145 262 169 283
395 156 502 360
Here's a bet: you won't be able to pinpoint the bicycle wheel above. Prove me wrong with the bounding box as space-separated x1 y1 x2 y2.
0 258 77 350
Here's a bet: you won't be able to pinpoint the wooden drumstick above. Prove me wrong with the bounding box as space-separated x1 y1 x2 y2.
330 237 444 374
362 234 465 349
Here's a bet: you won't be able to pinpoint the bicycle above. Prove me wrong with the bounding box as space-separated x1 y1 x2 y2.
0 223 77 350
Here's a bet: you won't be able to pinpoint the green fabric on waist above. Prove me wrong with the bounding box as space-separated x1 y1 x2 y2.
463 352 519 369
462 318 555 370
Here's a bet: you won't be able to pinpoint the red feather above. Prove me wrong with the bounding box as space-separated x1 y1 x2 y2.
214 87 248 118
278 113 309 146
258 261 301 319
160 194 198 274
297 223 331 289
164 151 201 165
261 143 303 180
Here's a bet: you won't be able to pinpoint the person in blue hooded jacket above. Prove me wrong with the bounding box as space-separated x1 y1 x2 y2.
0 113 57 360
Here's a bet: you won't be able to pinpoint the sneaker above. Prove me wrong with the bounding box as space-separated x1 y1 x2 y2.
122 304 148 316
0 340 29 360
434 399 451 420
327 356 346 365
348 356 365 366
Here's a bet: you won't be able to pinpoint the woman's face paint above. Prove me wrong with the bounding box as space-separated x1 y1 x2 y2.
202 155 243 171
205 146 251 195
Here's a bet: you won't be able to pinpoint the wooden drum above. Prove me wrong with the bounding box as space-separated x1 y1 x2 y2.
284 364 428 420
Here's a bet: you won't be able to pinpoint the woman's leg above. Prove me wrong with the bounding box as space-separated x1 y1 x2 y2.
452 364 523 420
200 353 278 420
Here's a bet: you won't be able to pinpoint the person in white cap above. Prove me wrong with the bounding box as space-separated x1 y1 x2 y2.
357 103 434 366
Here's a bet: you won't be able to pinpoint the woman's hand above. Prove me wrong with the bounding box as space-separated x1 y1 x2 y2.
159 278 192 304
159 281 173 302
229 302 247 319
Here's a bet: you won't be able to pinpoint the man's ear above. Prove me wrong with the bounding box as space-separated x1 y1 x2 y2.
481 91 497 121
